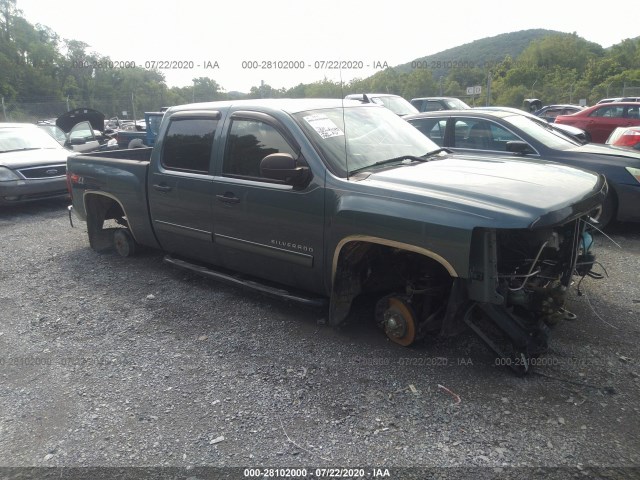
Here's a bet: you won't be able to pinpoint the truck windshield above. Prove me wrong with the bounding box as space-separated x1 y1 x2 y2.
293 106 439 177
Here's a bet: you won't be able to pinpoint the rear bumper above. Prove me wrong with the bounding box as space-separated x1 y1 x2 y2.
0 177 68 205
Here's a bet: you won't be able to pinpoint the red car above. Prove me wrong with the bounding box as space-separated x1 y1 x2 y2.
555 102 640 143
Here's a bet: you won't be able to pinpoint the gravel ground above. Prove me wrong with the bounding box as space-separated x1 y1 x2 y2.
0 199 639 479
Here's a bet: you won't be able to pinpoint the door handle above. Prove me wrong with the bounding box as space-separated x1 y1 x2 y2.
216 193 240 204
152 184 172 192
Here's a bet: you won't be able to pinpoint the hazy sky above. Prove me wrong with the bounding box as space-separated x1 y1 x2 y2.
15 0 639 93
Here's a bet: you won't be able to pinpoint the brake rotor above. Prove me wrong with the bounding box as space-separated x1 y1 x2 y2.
381 297 417 346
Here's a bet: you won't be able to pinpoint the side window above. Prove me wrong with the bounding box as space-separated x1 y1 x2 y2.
424 101 444 112
452 119 470 147
591 106 623 118
409 118 446 146
223 119 295 178
148 115 162 135
544 108 563 119
69 121 96 142
161 118 217 174
489 123 519 143
454 119 521 151
626 106 640 119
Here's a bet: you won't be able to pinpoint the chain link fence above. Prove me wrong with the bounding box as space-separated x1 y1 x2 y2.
1 99 69 122
622 85 640 97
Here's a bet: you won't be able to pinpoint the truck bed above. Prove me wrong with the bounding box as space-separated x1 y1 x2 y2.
67 147 159 249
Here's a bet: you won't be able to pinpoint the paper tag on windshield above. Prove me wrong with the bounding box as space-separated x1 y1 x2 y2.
303 114 344 139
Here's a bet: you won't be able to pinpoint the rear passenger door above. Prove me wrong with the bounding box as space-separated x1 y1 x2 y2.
587 105 625 142
211 111 325 294
148 111 220 264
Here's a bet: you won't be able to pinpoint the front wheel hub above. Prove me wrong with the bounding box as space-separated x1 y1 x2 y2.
376 296 417 346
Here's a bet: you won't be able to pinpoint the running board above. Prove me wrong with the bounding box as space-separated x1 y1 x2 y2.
163 255 328 308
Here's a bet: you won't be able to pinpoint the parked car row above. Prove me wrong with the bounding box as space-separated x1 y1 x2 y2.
532 104 584 122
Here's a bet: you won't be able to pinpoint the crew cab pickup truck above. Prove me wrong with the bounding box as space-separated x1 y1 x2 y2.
67 99 607 373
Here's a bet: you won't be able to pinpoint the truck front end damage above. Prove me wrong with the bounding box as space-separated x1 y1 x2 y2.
465 216 598 373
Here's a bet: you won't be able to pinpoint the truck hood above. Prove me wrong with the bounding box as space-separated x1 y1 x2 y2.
56 108 105 133
0 148 71 168
361 157 603 227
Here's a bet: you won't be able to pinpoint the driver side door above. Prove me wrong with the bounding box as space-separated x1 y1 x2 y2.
211 111 325 294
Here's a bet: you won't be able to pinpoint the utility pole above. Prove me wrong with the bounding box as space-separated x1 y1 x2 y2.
66 95 70 111
486 72 492 107
1 96 6 121
131 92 136 122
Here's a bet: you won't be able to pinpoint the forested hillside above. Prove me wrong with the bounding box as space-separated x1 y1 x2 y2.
394 29 562 77
1 0 639 121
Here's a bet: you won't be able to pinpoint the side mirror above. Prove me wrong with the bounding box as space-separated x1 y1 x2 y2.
260 153 310 187
69 137 87 145
506 141 533 155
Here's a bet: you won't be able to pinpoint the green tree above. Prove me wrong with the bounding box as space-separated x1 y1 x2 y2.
400 68 437 99
193 77 222 102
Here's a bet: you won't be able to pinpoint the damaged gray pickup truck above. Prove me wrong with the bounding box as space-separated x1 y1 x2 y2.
67 99 607 373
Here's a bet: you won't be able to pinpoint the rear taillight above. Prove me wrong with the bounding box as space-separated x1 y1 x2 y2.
614 131 640 147
66 172 81 197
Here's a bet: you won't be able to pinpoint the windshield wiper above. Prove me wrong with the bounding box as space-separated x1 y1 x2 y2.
350 153 432 174
349 149 453 175
425 147 453 156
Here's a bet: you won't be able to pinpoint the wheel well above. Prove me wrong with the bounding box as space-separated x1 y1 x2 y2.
329 240 454 326
84 194 128 252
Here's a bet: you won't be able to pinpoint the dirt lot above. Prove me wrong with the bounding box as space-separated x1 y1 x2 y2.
0 199 639 479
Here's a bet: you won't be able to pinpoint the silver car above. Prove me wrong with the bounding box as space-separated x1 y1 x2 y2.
0 123 73 205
